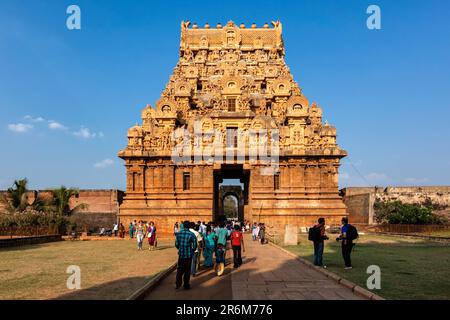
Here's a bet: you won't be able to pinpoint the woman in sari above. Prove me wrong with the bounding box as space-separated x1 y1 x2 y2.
147 221 157 250
203 225 216 268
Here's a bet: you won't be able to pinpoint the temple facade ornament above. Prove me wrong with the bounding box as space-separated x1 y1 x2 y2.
118 21 348 235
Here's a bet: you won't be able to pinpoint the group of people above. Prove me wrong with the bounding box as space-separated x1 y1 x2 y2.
173 220 245 290
250 222 266 244
309 217 358 269
128 220 158 250
117 215 356 290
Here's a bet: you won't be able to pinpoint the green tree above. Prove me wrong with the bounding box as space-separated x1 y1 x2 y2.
374 200 445 225
223 195 239 219
1 178 31 213
50 186 88 216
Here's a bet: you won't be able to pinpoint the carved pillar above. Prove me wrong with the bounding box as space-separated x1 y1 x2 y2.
192 165 201 189
154 166 161 190
125 164 133 192
163 164 172 191
145 165 154 192
139 164 146 192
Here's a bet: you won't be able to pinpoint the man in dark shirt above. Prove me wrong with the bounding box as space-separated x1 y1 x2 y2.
339 217 354 269
313 217 329 268
175 220 198 289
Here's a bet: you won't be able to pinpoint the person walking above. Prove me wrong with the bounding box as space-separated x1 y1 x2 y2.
259 223 266 245
136 221 145 250
132 220 137 238
175 221 197 290
310 217 329 268
113 223 118 237
148 221 157 251
189 222 202 277
174 222 179 235
119 223 125 238
143 222 148 237
215 221 229 275
251 222 258 241
199 221 207 235
128 222 134 239
203 225 216 268
337 217 358 269
231 224 245 268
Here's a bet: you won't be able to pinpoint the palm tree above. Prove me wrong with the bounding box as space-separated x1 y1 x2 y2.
51 186 88 216
1 178 30 213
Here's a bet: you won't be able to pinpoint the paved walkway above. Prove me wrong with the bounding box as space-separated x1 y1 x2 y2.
145 234 364 300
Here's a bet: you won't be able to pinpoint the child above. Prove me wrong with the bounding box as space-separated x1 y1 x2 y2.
230 224 245 268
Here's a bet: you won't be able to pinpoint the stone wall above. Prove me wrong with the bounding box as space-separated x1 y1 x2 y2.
341 186 450 224
341 193 375 224
0 235 62 248
0 189 124 232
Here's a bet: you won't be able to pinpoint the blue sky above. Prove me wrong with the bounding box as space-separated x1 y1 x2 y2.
0 0 449 190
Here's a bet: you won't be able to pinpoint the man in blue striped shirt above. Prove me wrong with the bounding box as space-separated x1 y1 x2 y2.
175 220 197 289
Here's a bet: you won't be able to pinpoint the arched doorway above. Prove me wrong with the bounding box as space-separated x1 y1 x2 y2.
216 185 245 222
223 194 238 220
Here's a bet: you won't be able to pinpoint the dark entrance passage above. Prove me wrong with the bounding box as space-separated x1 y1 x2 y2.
213 164 249 222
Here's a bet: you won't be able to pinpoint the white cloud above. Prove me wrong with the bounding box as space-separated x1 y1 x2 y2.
73 126 103 139
24 115 45 123
48 120 67 130
94 159 114 168
7 123 33 133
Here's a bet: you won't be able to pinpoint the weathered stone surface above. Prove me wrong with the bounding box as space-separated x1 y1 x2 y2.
118 21 348 235
341 186 450 224
284 224 298 245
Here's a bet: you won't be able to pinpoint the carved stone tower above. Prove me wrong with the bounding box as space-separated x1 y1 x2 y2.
118 21 347 234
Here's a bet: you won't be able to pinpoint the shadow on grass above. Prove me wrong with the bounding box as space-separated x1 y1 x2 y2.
0 241 65 252
53 275 156 300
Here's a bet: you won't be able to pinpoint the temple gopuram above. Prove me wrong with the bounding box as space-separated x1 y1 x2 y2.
118 21 347 234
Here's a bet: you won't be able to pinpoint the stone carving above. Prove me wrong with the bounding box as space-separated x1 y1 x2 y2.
117 21 349 235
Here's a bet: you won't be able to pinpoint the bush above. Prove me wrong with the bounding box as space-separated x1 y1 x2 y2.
374 200 447 225
0 209 71 234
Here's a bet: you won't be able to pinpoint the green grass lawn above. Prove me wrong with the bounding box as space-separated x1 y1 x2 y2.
0 239 177 300
421 229 450 237
284 234 450 300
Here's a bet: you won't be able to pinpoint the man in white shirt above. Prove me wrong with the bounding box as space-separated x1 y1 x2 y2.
189 222 203 277
113 223 119 237
199 221 206 235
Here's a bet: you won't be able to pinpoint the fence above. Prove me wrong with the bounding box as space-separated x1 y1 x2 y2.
0 226 59 238
366 224 449 234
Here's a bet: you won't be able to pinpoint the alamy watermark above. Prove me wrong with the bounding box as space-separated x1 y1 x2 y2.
367 5 381 30
366 265 381 290
171 121 279 175
66 265 81 289
66 5 81 30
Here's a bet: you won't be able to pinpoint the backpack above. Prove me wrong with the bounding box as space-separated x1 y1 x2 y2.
308 225 321 242
346 224 359 241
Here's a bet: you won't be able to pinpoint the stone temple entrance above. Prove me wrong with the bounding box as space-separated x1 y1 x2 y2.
118 21 348 235
213 165 248 222
218 185 245 221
